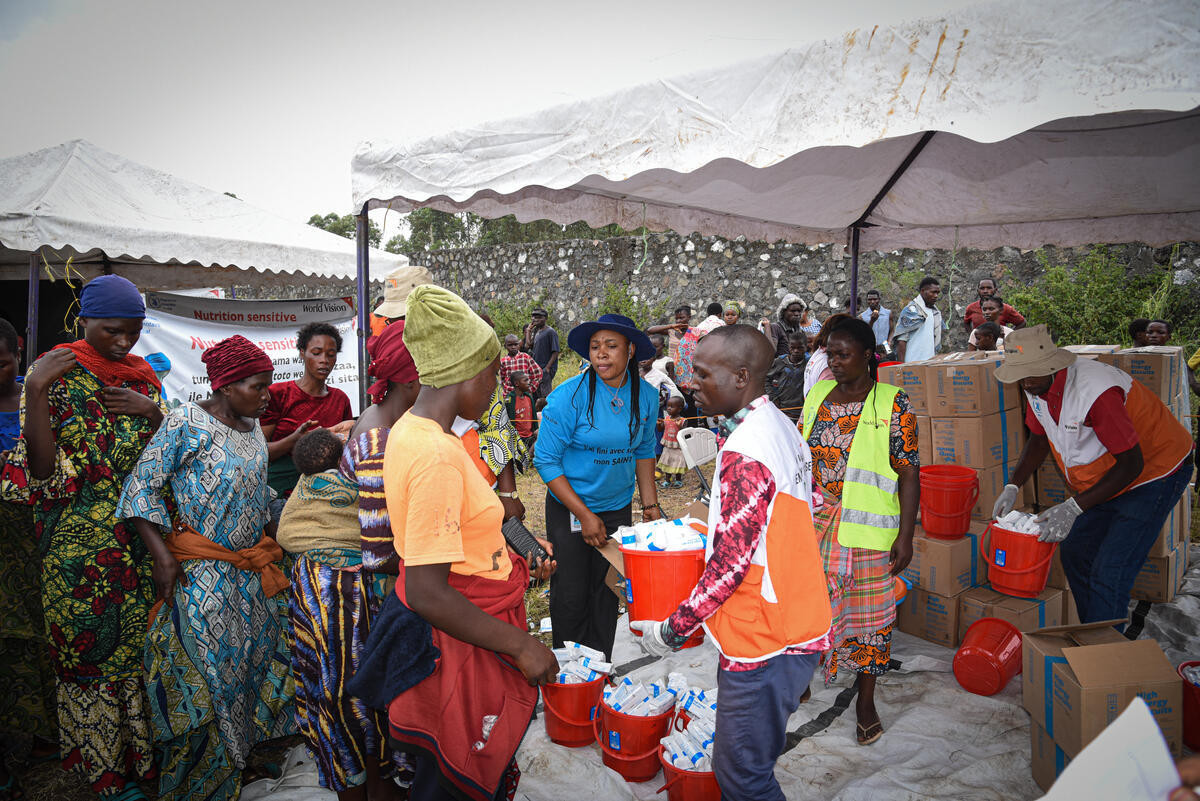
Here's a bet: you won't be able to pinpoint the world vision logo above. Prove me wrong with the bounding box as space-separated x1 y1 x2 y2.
1010 344 1024 353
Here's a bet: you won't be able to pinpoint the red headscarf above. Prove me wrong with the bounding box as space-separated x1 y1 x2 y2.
53 340 161 389
202 335 275 390
367 321 418 403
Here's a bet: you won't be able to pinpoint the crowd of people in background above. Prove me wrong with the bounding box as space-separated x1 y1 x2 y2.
6 264 1197 801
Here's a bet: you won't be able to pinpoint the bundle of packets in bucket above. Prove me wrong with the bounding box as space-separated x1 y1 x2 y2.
1184 665 1200 686
660 687 718 772
601 672 689 717
994 510 1042 536
552 641 613 684
615 518 707 551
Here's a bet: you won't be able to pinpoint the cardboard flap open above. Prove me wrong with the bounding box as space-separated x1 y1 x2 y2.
596 539 625 576
1062 639 1175 687
1028 619 1126 638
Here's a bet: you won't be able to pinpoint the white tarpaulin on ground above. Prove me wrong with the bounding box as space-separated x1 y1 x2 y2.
352 0 1200 251
0 139 407 285
131 292 361 415
248 546 1200 800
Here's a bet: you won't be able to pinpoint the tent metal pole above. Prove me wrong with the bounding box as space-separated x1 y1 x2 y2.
849 227 860 317
26 250 40 366
355 211 370 410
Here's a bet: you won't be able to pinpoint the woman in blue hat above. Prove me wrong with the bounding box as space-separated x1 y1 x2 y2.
534 314 663 660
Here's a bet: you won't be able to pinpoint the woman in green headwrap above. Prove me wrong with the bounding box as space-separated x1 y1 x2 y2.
723 300 744 326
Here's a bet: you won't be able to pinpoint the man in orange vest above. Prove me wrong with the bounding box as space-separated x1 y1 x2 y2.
992 325 1192 628
631 325 832 801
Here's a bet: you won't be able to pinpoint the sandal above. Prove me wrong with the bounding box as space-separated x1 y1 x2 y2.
856 719 884 746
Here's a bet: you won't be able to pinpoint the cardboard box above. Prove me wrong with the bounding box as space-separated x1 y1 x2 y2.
957 585 1063 643
1132 539 1186 603
1113 346 1184 400
1046 549 1068 589
927 352 1020 416
1062 344 1120 367
1035 461 1070 508
1061 585 1079 625
1022 623 1182 757
916 415 932 467
896 586 963 647
1147 489 1190 558
901 526 987 597
973 461 1029 520
930 407 1024 469
879 362 930 414
1030 721 1070 792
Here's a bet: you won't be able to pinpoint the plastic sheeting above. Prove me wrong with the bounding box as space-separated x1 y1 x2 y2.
352 0 1200 251
0 140 408 282
238 546 1200 799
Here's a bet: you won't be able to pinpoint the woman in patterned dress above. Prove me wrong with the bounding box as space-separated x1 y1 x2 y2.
0 320 56 799
800 317 918 746
117 336 294 800
1 277 162 800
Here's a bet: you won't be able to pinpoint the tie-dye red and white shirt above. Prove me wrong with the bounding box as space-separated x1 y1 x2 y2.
666 396 831 671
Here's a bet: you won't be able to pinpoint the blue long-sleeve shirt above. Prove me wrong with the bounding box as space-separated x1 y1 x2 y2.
534 372 658 513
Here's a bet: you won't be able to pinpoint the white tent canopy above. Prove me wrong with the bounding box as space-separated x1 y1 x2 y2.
2 139 407 283
352 0 1200 251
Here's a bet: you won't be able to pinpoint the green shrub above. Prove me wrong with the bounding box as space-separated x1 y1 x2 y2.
598 282 668 329
1004 246 1163 347
484 293 553 341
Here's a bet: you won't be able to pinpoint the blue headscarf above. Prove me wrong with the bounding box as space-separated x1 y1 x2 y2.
79 275 145 319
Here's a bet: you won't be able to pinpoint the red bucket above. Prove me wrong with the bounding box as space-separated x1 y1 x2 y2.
979 523 1055 598
594 702 674 782
657 745 721 801
954 617 1023 696
620 546 706 648
919 465 979 539
1179 660 1200 752
542 676 605 747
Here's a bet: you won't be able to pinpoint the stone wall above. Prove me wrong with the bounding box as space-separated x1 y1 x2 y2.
233 234 1200 352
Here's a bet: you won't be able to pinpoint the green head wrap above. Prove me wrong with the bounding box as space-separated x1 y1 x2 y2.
402 285 500 388
724 300 743 316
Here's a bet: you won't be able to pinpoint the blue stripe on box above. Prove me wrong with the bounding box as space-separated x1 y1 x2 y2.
998 379 1009 466
1044 655 1067 737
1054 744 1067 776
1036 597 1045 628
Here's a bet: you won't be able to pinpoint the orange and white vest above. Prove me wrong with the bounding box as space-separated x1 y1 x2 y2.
1026 359 1192 495
702 402 833 663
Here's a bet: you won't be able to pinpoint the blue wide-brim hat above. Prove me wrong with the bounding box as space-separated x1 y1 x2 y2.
567 313 656 363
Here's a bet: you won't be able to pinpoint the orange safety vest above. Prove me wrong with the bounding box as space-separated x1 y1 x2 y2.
701 402 832 662
1027 359 1192 495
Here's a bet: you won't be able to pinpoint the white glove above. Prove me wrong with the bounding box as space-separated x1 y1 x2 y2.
628 619 678 657
1035 498 1083 543
992 484 1020 519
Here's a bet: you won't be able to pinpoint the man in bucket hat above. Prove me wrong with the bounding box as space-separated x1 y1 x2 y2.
991 325 1192 629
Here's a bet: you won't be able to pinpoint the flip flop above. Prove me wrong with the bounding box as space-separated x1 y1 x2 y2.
856 719 884 746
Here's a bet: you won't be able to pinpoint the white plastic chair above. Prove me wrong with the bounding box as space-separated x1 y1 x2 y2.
676 427 718 499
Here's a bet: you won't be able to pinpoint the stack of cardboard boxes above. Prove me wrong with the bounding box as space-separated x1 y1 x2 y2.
1024 622 1184 790
1035 344 1193 604
884 343 1194 646
885 353 1064 646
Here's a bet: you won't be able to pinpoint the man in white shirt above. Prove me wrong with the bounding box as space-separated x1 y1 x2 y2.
893 277 944 362
859 289 893 353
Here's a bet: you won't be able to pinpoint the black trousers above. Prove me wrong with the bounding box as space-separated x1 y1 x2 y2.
546 493 631 661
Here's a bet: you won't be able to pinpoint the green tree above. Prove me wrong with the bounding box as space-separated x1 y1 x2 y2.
474 215 626 247
307 212 381 248
1004 246 1162 346
386 208 475 256
484 292 553 341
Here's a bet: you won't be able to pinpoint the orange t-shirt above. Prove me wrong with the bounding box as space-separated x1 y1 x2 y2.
384 413 511 581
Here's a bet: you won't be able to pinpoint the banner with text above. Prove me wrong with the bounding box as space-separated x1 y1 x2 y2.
133 292 360 414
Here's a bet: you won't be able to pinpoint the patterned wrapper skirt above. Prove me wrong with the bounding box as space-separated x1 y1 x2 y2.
288 550 406 791
814 505 896 684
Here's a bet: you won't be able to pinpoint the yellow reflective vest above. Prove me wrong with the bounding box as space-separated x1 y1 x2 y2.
801 380 902 552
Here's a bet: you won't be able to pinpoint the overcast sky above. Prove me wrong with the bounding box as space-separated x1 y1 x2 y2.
0 0 983 234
